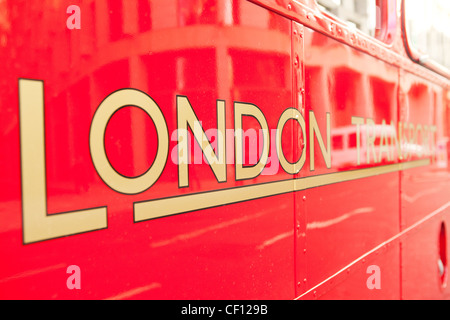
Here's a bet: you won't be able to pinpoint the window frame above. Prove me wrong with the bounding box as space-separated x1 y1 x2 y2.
401 0 450 78
314 0 397 45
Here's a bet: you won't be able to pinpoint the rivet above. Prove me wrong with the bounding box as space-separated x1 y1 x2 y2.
294 55 299 68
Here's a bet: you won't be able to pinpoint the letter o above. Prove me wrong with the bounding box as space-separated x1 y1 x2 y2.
90 89 169 194
276 108 306 175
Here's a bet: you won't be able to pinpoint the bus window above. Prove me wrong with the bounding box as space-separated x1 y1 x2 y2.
404 0 450 70
316 0 382 39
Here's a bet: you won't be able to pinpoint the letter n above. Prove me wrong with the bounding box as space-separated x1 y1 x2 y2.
177 96 226 188
309 111 331 171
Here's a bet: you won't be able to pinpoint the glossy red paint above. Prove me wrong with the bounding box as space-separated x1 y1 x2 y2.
0 0 449 300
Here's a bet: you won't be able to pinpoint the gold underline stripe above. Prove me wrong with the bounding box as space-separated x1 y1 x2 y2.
134 159 430 222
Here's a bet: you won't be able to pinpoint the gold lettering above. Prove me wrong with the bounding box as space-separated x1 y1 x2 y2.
351 117 365 165
416 124 424 157
90 89 169 194
378 120 392 162
234 102 270 180
20 79 107 244
366 118 377 164
430 125 437 162
408 123 416 159
177 97 226 187
422 125 430 157
390 121 403 161
309 111 331 171
276 108 306 175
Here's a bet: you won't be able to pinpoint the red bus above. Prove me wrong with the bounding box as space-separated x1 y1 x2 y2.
1 0 450 300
